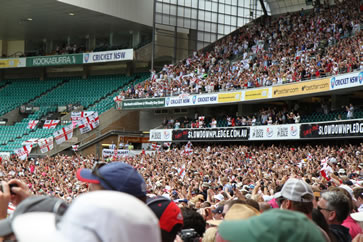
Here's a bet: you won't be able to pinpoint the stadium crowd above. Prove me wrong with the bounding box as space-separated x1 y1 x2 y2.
0 142 362 241
121 0 361 99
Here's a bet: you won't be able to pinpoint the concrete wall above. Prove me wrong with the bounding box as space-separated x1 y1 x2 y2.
58 0 153 27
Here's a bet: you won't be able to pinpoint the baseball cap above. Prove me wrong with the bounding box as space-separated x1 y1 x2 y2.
0 195 68 237
77 162 146 197
218 209 325 242
147 196 184 232
274 178 313 202
12 191 161 242
208 204 260 226
212 205 224 215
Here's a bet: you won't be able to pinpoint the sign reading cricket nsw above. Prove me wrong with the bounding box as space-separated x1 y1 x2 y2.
83 49 133 64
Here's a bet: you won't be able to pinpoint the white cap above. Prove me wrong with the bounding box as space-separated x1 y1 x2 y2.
213 194 224 201
13 191 161 242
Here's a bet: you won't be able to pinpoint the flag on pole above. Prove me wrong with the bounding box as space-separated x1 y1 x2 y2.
43 120 60 129
38 137 54 153
14 145 32 160
53 124 73 145
78 112 99 134
27 120 39 129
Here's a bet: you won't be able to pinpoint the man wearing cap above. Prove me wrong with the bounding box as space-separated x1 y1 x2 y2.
274 178 314 218
77 162 147 202
147 196 184 242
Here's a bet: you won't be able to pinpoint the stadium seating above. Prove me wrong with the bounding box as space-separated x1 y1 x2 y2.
0 74 149 152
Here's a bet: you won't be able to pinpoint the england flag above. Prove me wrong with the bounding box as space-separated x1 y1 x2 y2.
78 112 99 134
14 145 32 160
27 120 39 129
43 120 60 129
38 137 54 153
53 124 74 145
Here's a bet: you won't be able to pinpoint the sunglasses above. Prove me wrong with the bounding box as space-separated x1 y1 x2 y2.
91 162 118 191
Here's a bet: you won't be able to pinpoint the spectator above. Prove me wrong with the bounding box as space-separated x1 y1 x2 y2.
318 191 352 242
217 209 326 242
0 195 68 241
346 104 354 119
147 196 184 242
275 178 314 218
12 191 161 242
76 162 147 203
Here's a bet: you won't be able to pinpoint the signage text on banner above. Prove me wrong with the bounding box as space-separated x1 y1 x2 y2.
249 124 300 140
244 88 269 101
149 129 173 141
102 149 129 158
272 78 330 98
218 92 242 103
26 54 83 67
83 49 133 64
329 71 363 90
300 120 363 138
121 98 165 109
173 127 248 141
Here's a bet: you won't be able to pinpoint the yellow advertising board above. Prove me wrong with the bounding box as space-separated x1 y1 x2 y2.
218 92 242 103
245 88 269 100
0 58 25 68
272 78 330 98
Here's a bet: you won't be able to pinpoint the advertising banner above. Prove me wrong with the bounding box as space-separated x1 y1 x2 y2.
173 127 248 141
218 92 242 103
272 78 330 98
0 58 26 68
300 120 363 138
121 98 165 109
83 49 133 63
102 149 129 158
164 94 218 107
244 88 270 101
329 72 363 90
26 54 83 67
249 124 300 140
149 129 173 142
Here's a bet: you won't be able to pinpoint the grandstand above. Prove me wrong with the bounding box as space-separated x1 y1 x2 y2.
0 0 360 159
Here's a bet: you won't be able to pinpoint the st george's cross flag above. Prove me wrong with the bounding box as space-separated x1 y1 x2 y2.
38 137 54 153
78 112 99 134
43 120 60 129
27 120 39 129
14 145 32 160
53 124 74 145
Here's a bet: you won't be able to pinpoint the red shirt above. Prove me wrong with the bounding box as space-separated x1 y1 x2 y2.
342 215 363 239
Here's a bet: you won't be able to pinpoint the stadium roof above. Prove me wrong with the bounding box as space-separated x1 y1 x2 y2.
0 0 150 41
265 0 312 15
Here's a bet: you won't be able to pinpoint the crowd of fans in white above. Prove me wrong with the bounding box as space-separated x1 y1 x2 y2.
0 142 362 241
